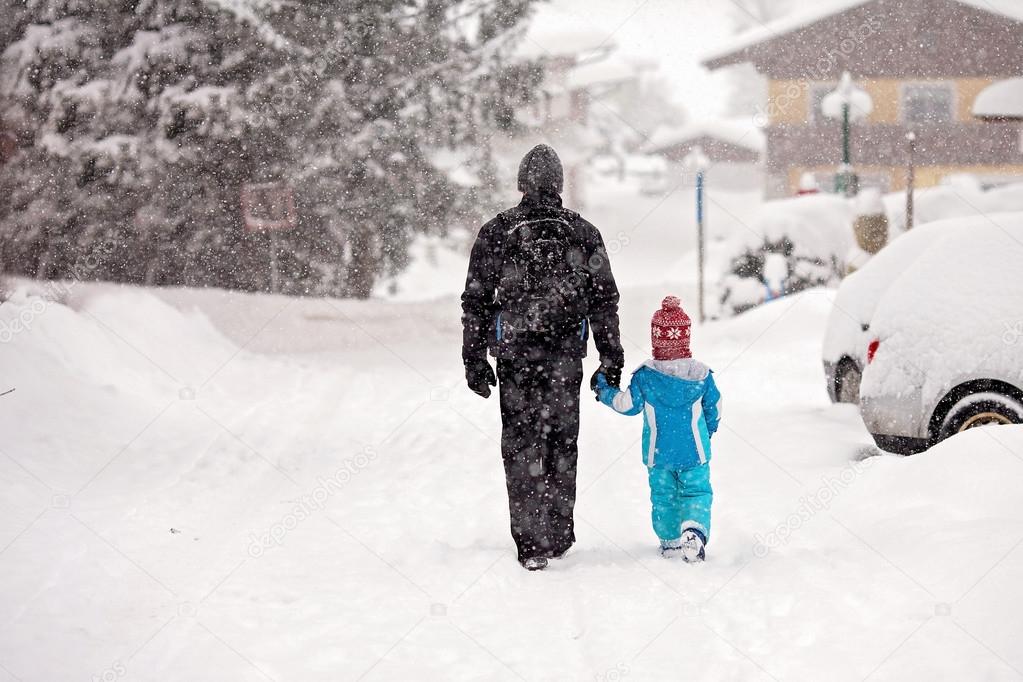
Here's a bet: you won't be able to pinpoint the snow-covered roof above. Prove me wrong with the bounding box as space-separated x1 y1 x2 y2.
514 5 614 60
643 118 765 154
702 0 1023 67
564 55 636 90
973 77 1023 120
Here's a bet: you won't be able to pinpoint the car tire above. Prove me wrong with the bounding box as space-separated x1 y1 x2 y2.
835 361 862 404
938 391 1023 440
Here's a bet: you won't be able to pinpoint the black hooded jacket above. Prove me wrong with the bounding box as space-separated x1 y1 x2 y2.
460 190 624 366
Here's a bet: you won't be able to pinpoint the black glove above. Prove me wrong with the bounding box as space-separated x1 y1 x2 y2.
591 360 622 390
465 358 497 398
589 360 622 400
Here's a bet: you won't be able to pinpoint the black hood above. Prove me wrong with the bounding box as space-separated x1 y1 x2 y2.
517 144 563 196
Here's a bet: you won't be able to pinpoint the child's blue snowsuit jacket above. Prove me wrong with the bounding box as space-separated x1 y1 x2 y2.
598 358 722 470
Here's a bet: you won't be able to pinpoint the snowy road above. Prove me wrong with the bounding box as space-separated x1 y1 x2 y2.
2 279 1023 682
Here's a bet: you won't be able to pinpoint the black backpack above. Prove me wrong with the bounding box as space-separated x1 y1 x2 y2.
496 209 590 334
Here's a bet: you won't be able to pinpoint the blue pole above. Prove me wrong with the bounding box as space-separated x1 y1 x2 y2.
696 170 705 323
696 171 704 224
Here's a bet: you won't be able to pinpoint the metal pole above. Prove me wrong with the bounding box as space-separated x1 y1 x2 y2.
696 169 706 324
842 102 851 166
269 230 280 294
905 131 916 231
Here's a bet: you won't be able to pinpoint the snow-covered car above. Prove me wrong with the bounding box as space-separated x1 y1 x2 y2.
858 213 1023 454
822 218 966 403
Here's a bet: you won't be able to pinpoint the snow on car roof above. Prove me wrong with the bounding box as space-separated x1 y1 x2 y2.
865 212 1023 407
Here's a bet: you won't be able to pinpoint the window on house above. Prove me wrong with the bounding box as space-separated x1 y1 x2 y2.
902 84 953 125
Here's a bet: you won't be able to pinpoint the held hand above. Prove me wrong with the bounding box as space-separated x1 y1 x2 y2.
590 372 610 401
465 359 497 399
591 360 622 395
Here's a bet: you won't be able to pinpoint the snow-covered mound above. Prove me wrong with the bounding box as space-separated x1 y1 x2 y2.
882 180 1023 234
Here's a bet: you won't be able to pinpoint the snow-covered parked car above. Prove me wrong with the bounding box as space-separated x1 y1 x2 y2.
858 213 1023 454
822 218 966 403
719 194 854 316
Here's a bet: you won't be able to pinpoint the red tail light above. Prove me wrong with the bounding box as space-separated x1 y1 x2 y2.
867 338 880 364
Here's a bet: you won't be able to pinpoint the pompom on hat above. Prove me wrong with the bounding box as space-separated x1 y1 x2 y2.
651 295 692 360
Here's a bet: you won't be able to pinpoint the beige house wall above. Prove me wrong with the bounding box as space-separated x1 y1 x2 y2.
767 77 998 125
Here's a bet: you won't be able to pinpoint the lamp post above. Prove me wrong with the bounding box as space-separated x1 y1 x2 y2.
683 145 710 323
905 131 916 230
822 71 873 197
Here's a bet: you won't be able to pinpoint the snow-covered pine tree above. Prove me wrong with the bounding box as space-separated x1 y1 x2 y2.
0 0 539 296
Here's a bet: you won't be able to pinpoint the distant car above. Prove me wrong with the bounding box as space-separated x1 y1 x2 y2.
857 213 1023 454
822 219 963 403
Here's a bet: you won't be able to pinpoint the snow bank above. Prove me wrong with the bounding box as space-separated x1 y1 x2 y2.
833 425 1023 598
882 180 1023 234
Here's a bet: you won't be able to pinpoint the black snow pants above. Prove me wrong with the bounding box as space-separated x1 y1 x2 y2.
496 356 583 562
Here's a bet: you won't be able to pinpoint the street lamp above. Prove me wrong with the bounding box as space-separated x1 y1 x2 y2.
822 71 873 196
905 131 916 230
683 145 710 323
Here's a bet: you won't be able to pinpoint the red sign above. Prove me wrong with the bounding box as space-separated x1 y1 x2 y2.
241 182 296 232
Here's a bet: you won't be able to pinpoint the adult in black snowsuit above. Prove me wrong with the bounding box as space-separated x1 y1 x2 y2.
461 144 624 570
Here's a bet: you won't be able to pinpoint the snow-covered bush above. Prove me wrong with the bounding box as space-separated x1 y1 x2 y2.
718 194 854 316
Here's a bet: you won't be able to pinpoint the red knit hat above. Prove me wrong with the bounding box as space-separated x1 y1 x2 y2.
651 296 691 360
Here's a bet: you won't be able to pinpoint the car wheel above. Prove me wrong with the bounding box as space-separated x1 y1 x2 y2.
938 391 1023 440
835 361 862 404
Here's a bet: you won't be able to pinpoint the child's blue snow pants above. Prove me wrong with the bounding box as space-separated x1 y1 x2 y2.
648 464 712 543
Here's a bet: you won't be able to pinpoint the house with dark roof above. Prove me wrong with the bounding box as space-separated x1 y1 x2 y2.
701 0 1023 197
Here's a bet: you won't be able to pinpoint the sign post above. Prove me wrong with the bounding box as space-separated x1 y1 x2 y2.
241 182 297 294
684 145 710 324
905 131 916 231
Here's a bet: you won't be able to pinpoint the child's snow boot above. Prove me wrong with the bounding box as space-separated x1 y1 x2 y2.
659 538 684 559
680 529 706 563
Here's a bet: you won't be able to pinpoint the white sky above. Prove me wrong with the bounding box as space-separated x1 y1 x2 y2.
545 0 745 119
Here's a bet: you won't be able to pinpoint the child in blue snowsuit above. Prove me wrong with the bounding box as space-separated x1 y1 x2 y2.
594 296 721 561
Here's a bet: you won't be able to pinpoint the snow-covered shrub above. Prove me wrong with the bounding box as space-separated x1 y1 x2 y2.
718 194 854 316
